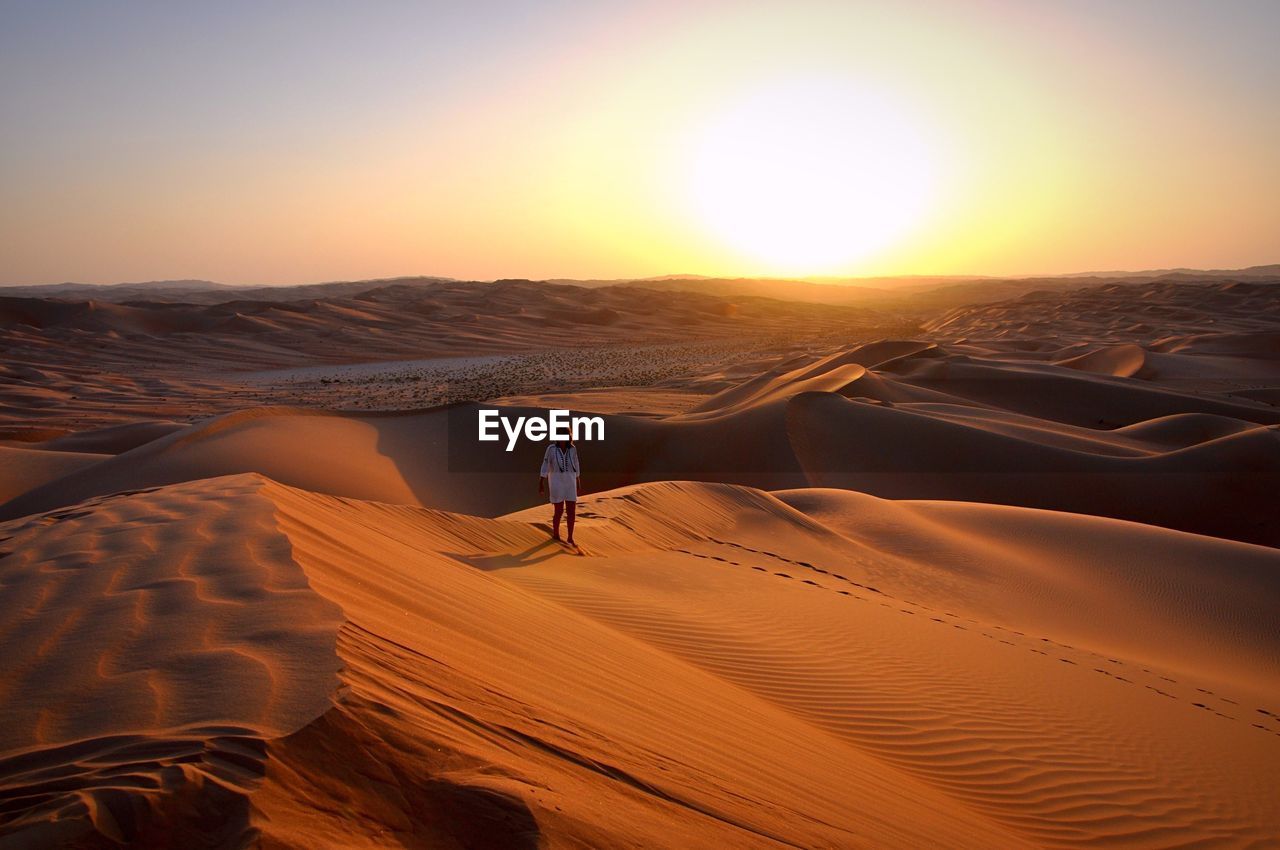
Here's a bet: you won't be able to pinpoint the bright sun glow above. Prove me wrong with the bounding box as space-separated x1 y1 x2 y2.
687 78 938 275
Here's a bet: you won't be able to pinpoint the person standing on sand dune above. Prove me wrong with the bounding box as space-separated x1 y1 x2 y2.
539 438 580 546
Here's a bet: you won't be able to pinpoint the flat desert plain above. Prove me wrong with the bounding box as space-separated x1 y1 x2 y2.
2 273 1279 849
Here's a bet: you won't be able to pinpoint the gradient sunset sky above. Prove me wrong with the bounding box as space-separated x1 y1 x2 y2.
2 1 1277 285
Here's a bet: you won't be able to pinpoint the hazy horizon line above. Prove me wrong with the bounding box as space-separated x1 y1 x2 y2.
4 260 1279 291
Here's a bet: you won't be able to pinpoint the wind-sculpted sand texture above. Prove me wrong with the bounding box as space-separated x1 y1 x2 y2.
2 474 1277 847
0 477 344 848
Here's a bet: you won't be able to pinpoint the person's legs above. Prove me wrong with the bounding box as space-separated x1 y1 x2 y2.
566 501 576 545
552 501 564 540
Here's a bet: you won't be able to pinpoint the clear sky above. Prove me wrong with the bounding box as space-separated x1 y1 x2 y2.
2 0 1277 284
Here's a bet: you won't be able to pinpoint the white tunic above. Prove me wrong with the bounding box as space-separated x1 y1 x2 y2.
540 444 579 503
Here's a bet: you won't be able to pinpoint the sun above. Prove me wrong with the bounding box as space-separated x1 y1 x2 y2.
686 77 938 275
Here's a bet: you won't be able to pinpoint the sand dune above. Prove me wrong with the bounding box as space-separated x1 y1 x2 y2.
0 445 107 502
29 420 187 454
2 474 1277 847
0 279 903 432
4 275 1280 846
1054 342 1150 377
681 341 937 417
774 488 1280 688
787 391 1280 545
0 401 811 521
926 280 1280 343
7 276 1275 438
8 330 1276 544
0 477 344 847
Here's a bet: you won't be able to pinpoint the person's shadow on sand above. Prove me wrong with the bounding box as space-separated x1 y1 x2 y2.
448 540 567 571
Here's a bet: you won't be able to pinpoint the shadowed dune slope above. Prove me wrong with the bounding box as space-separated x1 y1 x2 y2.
35 420 188 454
785 391 1280 545
1053 342 1149 377
0 402 811 522
0 445 108 503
